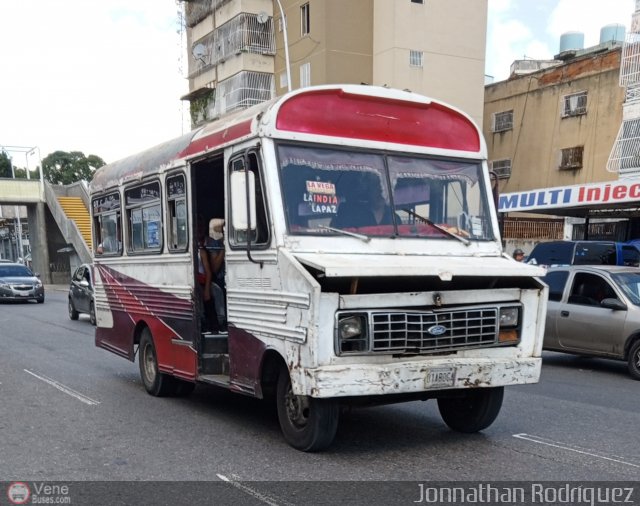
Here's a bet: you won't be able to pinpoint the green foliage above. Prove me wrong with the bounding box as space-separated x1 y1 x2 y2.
0 152 12 178
42 150 106 185
12 167 40 179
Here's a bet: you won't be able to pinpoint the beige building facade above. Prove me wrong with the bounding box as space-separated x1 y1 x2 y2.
182 0 488 128
484 48 624 196
483 45 640 248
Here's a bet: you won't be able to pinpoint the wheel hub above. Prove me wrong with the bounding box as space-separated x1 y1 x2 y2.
285 386 310 428
143 344 157 382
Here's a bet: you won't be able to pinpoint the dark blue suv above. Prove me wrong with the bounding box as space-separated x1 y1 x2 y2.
527 240 640 268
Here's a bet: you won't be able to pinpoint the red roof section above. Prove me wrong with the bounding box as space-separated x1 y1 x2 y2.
275 88 480 152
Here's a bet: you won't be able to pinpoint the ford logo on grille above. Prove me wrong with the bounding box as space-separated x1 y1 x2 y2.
427 325 447 336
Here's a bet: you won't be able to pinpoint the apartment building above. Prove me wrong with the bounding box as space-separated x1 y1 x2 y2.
483 28 640 247
181 0 487 128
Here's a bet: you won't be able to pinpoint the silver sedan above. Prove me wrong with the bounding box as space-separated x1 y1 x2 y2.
0 263 45 303
542 265 640 380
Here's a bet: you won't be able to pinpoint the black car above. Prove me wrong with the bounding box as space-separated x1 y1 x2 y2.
68 264 95 325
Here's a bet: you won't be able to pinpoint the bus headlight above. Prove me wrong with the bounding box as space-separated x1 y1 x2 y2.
498 306 520 344
336 314 369 354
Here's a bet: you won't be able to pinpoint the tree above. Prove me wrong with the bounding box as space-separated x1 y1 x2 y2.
0 151 12 178
42 150 106 185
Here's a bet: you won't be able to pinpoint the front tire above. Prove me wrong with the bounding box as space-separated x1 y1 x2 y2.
438 387 504 433
628 340 640 380
276 365 339 452
139 328 176 397
68 298 79 320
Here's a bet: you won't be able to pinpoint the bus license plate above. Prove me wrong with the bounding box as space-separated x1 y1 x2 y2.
425 368 456 389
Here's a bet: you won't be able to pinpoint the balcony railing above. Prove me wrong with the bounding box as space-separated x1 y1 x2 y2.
189 13 275 78
607 118 640 174
212 71 274 117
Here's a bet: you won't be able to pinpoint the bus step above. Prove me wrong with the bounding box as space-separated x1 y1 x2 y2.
198 374 231 388
201 353 229 375
202 333 228 354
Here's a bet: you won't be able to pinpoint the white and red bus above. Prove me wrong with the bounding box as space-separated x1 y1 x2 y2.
90 85 547 451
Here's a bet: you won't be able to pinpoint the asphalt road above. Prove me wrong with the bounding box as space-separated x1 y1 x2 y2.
1 289 639 504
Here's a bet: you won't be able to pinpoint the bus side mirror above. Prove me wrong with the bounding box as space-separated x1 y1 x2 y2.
230 170 257 233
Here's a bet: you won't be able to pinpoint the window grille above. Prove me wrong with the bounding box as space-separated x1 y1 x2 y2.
562 91 587 117
608 118 640 174
492 110 513 132
620 34 640 87
212 71 275 116
490 159 512 179
409 50 424 68
559 146 584 170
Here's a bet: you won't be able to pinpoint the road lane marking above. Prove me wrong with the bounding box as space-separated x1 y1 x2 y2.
24 369 100 406
217 474 294 506
513 433 640 468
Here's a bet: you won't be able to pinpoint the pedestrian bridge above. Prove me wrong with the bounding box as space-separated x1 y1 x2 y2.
0 178 43 204
0 177 92 283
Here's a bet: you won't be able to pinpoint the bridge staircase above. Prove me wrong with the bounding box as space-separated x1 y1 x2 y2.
57 196 92 250
43 181 92 266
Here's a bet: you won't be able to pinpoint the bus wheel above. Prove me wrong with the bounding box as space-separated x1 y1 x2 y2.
437 387 504 433
139 328 175 397
68 298 79 320
276 365 339 452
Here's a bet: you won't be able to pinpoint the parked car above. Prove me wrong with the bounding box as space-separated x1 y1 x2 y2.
0 262 45 303
528 240 640 268
542 265 640 379
68 264 95 325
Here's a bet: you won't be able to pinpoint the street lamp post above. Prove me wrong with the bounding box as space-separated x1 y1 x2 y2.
274 0 292 92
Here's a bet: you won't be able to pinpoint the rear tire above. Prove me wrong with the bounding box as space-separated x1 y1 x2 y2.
438 387 504 433
139 328 176 397
68 298 79 320
276 365 339 452
89 302 96 326
628 340 640 380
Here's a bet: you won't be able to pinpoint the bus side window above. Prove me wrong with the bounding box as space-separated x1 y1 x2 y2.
166 173 188 252
229 152 270 248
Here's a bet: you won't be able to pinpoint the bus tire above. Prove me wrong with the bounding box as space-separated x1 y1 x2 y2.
437 386 504 433
139 328 176 397
628 340 640 380
68 298 79 320
276 365 339 452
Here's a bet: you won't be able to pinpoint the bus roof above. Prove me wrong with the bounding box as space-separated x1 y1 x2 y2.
90 85 483 194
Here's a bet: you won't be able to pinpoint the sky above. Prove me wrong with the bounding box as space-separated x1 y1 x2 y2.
0 0 636 167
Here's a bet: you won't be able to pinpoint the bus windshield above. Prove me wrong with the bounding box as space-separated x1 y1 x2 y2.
278 144 494 241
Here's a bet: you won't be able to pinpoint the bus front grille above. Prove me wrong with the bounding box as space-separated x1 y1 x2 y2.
371 308 498 354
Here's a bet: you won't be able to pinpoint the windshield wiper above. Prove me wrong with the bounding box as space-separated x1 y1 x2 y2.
403 209 470 246
318 225 371 243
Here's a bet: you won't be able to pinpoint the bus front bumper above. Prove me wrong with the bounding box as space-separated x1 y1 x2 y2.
300 357 541 398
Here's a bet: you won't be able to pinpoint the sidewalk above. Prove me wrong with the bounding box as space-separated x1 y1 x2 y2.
45 284 69 292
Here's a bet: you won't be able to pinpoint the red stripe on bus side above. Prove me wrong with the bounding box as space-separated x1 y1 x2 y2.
179 119 253 158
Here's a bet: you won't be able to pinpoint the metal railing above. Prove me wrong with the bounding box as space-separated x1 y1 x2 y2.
189 13 275 78
607 118 640 174
503 218 564 240
212 71 274 116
